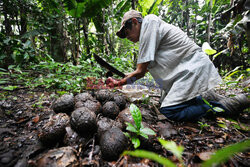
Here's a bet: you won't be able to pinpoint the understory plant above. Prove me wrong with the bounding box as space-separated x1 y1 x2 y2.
124 104 156 149
198 121 210 134
123 138 250 167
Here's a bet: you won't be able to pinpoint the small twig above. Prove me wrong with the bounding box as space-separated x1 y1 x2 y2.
234 127 247 138
152 104 175 124
116 155 127 167
88 136 95 162
237 118 248 131
152 103 161 115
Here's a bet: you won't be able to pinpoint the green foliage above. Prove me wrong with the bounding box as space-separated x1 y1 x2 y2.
124 104 156 149
141 94 151 104
0 33 37 66
123 138 184 166
202 139 250 167
0 57 103 93
137 0 162 16
114 0 131 18
198 121 210 134
158 138 184 164
202 97 225 113
63 0 112 18
123 149 176 167
32 93 45 109
217 118 250 131
123 138 250 167
202 42 217 55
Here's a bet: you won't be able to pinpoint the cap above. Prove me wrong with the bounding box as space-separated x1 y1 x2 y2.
116 10 142 38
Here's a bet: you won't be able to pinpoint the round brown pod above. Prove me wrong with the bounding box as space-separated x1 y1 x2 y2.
74 92 94 103
38 113 70 145
52 94 74 114
95 90 114 103
82 100 102 114
116 107 134 130
74 100 84 109
70 107 97 135
113 95 126 110
102 101 120 119
100 127 128 161
97 117 115 141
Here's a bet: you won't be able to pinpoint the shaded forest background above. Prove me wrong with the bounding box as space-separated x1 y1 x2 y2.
0 0 249 92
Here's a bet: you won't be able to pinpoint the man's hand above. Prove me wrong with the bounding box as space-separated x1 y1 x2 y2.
105 77 122 88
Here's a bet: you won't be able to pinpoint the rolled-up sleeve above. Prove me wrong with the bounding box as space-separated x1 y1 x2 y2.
137 16 161 64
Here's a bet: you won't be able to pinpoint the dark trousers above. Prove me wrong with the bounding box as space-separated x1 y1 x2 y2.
159 96 229 122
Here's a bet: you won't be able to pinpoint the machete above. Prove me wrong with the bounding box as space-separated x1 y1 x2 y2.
93 54 126 78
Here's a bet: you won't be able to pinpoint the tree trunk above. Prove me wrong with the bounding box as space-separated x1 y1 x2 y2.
185 0 190 36
82 18 91 59
50 19 66 62
246 22 250 51
207 0 212 44
193 0 198 42
131 0 135 9
2 0 12 36
1 0 13 68
19 2 27 36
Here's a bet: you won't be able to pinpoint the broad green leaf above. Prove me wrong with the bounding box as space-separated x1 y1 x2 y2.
68 2 85 18
3 38 10 44
202 42 217 55
213 107 225 112
114 0 130 17
148 0 162 15
212 49 228 60
139 132 148 139
131 137 141 149
123 150 176 167
123 132 131 138
0 68 7 72
129 104 142 129
140 127 156 136
202 97 213 108
227 119 249 131
126 122 138 133
0 72 8 75
1 86 18 91
56 91 67 95
217 123 228 129
159 139 184 160
202 139 250 167
0 80 8 84
206 0 216 7
23 40 31 49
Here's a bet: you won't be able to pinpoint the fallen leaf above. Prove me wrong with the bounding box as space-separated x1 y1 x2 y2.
32 115 40 123
198 151 214 161
215 138 224 144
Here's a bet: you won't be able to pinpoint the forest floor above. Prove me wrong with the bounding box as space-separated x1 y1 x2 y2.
0 81 249 167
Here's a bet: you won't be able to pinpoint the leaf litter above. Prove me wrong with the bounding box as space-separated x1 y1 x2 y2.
0 86 249 167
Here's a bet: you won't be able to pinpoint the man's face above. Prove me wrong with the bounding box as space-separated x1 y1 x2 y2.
124 18 141 43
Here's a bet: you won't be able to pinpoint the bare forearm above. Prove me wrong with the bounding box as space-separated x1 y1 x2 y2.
119 70 146 86
119 62 149 86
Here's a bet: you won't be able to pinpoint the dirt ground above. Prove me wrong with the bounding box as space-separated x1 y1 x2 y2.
0 86 249 167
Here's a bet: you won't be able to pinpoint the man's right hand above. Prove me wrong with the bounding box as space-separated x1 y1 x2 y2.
105 77 121 88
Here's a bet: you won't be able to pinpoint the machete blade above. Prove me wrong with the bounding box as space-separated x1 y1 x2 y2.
93 54 126 78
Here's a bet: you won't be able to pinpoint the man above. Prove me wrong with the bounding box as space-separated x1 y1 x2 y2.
106 10 249 122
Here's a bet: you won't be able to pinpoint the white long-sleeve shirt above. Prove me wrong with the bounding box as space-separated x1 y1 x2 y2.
138 14 222 107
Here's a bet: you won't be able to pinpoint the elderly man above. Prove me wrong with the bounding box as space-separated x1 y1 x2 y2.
106 10 249 122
